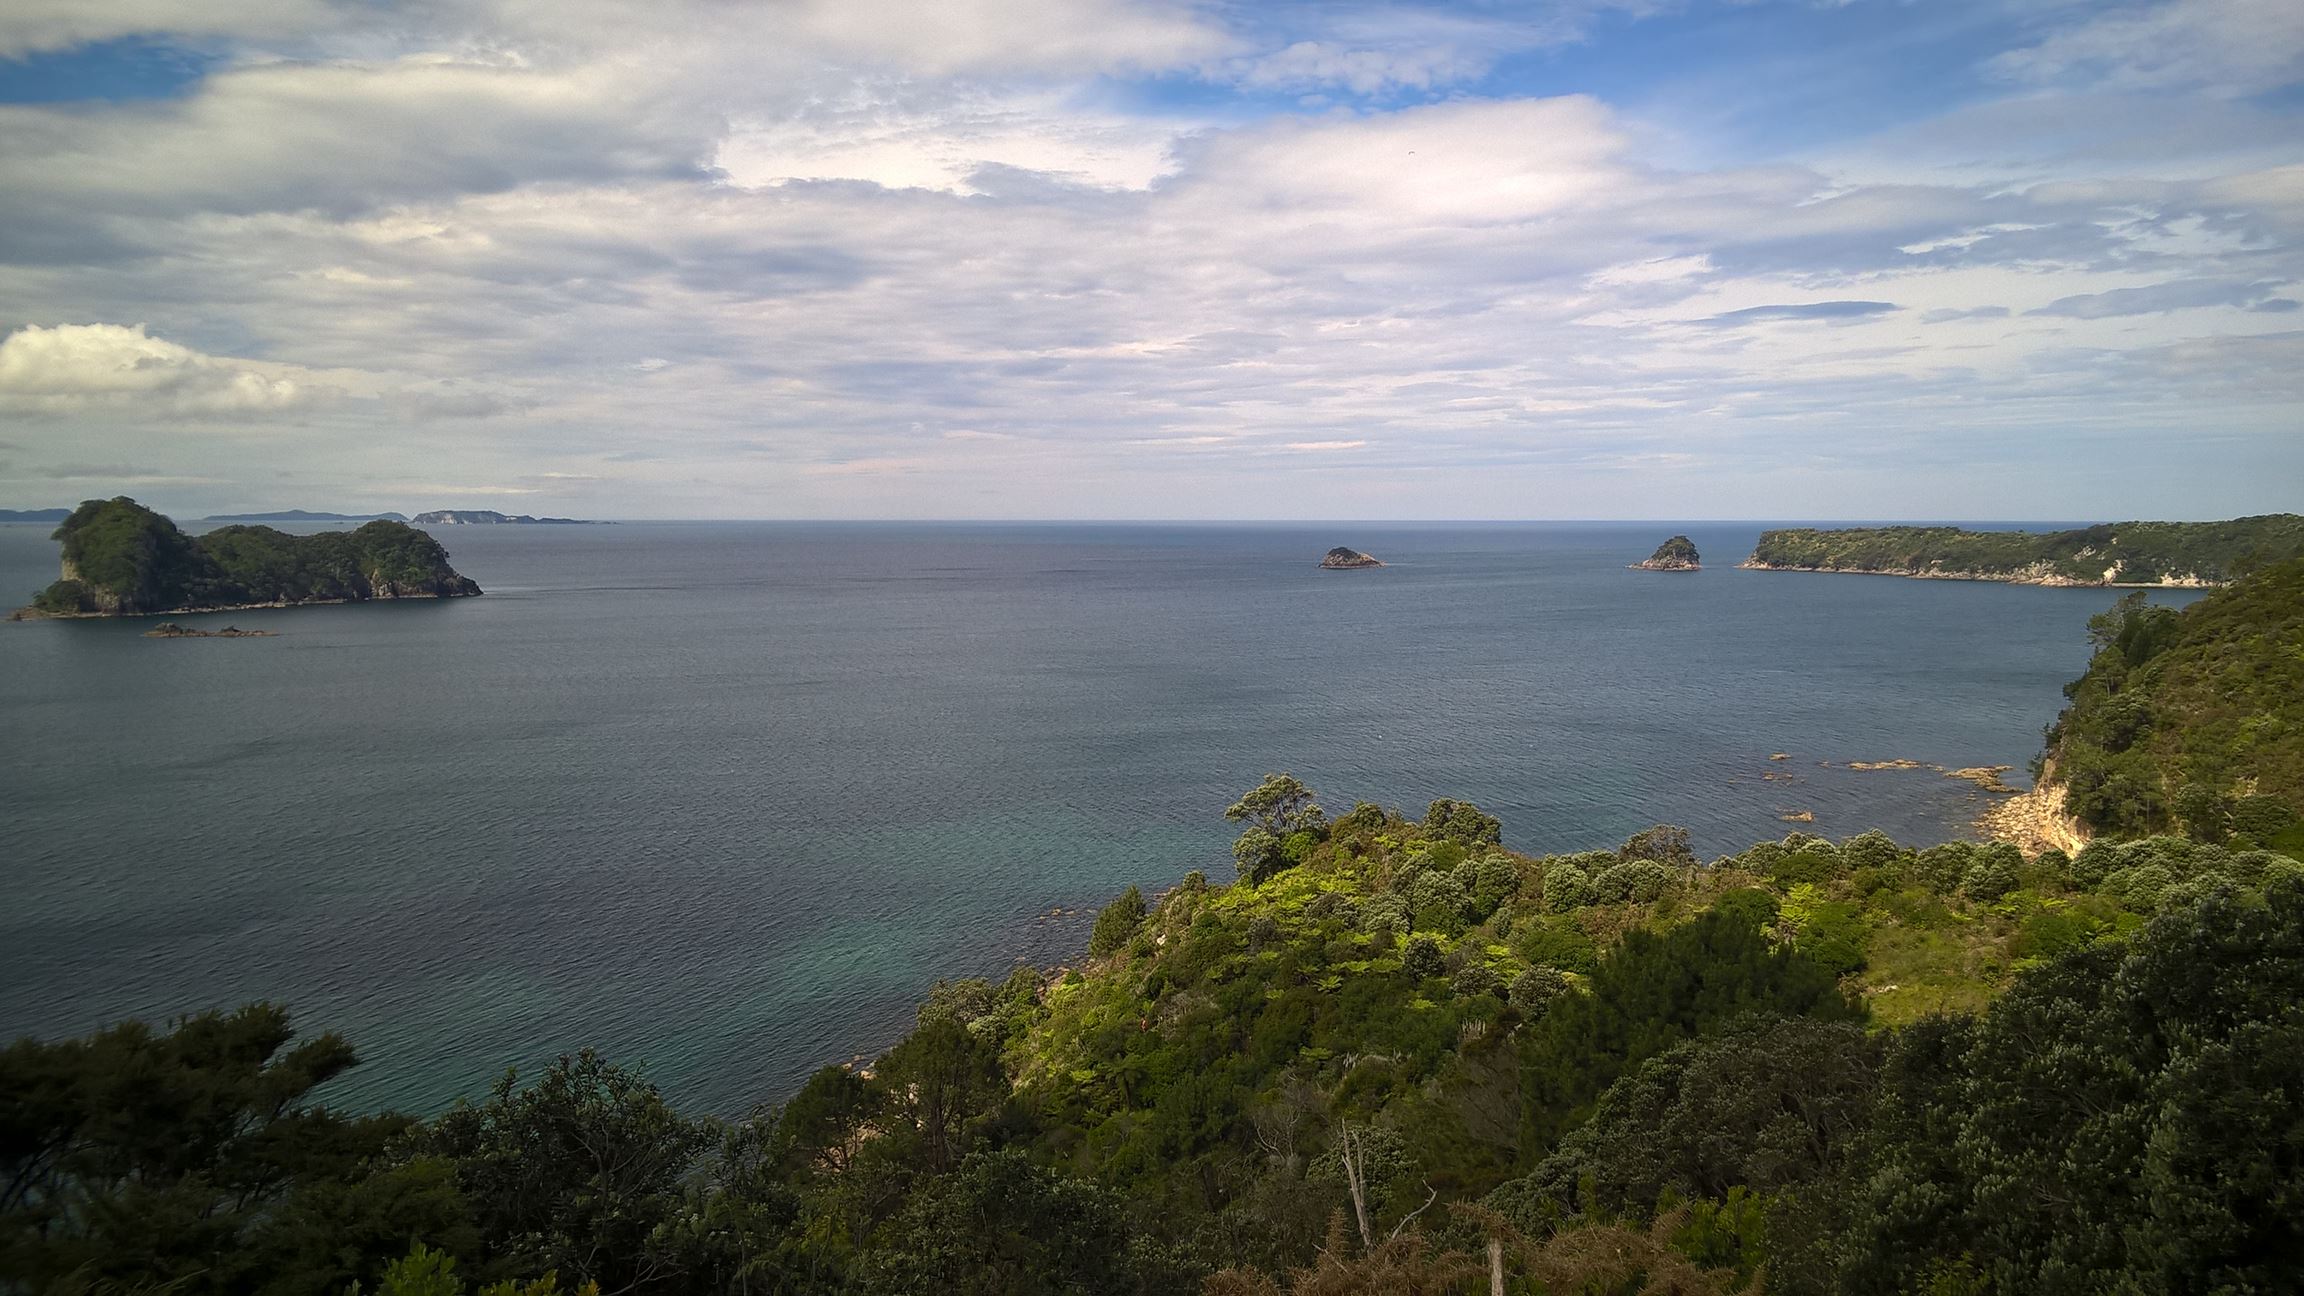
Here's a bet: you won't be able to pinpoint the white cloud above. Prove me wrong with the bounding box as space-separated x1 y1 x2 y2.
1235 40 1491 95
1991 0 2304 96
0 323 307 415
0 2 2298 519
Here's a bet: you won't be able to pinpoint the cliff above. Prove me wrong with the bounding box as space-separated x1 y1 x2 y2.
1631 534 1701 571
1740 516 2304 586
14 498 481 619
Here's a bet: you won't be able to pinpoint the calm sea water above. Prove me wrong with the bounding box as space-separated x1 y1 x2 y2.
0 521 2198 1115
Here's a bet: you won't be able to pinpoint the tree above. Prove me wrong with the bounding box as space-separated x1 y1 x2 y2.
1619 824 1696 869
1089 887 1147 959
1517 907 1863 1155
859 1150 1189 1295
1422 800 1501 847
0 1003 460 1296
1837 879 2304 1292
1227 775 1327 838
419 1050 711 1295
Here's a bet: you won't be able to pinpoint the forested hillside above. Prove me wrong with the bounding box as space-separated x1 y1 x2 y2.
2039 557 2304 843
1742 516 2304 585
8 780 2301 1294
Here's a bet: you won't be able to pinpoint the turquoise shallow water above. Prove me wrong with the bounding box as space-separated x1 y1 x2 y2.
0 521 2199 1115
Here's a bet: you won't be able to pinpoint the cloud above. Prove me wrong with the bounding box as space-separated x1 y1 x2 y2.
0 3 2300 519
0 323 307 414
0 0 332 57
1990 0 2304 96
1234 41 1491 95
1704 301 1899 325
2028 278 2293 319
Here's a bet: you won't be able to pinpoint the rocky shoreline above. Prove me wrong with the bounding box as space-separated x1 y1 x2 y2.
1977 777 2091 857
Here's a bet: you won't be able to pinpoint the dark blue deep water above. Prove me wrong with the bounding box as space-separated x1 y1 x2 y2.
0 522 2199 1114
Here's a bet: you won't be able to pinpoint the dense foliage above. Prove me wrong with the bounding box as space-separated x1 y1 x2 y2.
1745 515 2304 584
2039 558 2304 842
25 497 481 615
9 785 2301 1294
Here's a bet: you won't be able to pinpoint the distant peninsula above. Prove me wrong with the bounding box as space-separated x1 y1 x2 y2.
1319 546 1383 569
1741 516 2304 587
414 509 597 525
0 508 71 524
203 509 410 523
1632 535 1701 571
12 497 482 619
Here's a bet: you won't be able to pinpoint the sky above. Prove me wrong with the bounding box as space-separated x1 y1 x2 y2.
0 0 2299 521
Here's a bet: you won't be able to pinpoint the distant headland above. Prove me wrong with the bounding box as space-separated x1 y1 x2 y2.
1741 516 2304 587
10 498 482 620
0 508 71 524
414 509 598 525
1632 535 1701 571
203 509 410 523
1319 546 1383 569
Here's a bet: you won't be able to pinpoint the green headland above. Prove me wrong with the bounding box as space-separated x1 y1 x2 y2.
1741 515 2304 586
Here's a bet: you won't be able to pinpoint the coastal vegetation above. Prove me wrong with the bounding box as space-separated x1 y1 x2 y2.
7 553 2301 1294
2033 557 2304 846
1742 515 2304 586
18 497 481 617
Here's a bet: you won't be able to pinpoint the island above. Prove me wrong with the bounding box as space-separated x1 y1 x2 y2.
11 497 482 619
202 509 410 523
1631 534 1701 571
1740 515 2304 586
1319 546 1384 569
143 622 275 638
0 507 71 524
413 509 595 525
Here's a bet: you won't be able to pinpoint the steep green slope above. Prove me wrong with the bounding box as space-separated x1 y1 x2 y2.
2039 557 2304 842
1743 515 2304 586
23 497 481 616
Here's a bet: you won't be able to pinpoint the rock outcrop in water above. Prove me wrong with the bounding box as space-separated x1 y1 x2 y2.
1320 546 1384 569
1632 535 1701 571
12 497 481 619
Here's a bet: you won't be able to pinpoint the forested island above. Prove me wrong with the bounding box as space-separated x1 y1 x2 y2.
1741 515 2304 586
1631 535 1700 571
12 497 481 618
7 562 2301 1295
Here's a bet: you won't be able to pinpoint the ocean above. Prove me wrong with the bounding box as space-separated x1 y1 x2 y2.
0 520 2200 1115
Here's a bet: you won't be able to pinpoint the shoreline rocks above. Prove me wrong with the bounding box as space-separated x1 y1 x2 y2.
144 622 276 638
